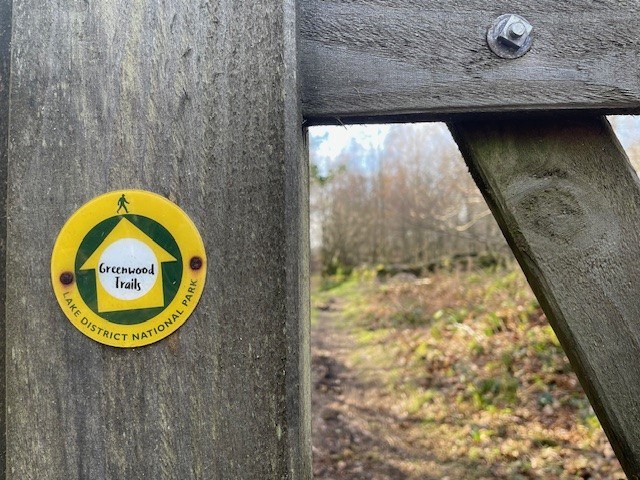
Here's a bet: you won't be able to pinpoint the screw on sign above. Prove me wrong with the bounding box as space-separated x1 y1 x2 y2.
59 271 74 285
190 256 203 271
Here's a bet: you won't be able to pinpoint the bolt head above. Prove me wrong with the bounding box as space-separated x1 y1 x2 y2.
487 13 534 59
497 15 533 49
509 22 526 38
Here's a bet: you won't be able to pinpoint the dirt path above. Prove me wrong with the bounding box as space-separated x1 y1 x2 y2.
311 298 456 480
310 275 625 480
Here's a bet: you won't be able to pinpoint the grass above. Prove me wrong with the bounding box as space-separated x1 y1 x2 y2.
312 264 624 479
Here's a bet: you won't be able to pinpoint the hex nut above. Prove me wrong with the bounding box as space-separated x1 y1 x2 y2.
497 15 533 49
487 14 534 59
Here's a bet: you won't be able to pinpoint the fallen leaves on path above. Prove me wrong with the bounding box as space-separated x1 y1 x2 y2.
311 267 624 479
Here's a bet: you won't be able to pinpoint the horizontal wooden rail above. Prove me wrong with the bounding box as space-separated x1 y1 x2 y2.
301 0 640 124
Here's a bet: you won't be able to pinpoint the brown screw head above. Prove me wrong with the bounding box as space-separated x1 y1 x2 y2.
190 256 203 271
60 271 74 285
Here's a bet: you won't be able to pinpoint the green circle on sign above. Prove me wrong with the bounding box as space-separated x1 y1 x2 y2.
74 214 183 325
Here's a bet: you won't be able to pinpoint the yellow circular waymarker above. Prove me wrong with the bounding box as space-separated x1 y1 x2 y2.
51 190 206 348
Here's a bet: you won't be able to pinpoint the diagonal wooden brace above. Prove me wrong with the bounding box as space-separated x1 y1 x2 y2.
449 116 640 479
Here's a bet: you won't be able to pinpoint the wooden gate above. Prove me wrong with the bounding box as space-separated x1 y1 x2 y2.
3 0 640 478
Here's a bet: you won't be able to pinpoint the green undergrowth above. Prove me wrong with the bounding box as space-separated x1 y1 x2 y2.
311 266 623 479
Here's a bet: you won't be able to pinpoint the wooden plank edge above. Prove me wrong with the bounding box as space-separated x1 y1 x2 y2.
0 0 10 476
284 0 312 477
304 107 640 128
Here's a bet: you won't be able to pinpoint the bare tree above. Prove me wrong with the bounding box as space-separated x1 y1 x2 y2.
310 123 508 273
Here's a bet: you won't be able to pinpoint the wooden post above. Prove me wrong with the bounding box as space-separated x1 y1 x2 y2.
6 0 310 478
450 116 640 479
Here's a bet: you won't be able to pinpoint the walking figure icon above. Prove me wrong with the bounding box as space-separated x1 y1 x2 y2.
117 194 130 214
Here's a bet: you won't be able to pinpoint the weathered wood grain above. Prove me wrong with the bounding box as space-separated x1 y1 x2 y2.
449 116 640 479
6 0 310 478
0 0 11 476
301 1 640 124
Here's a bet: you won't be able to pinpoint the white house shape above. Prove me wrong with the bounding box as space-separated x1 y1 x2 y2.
80 218 177 313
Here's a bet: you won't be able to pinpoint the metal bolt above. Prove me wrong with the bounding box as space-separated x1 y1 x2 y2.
487 14 533 59
190 256 203 271
60 271 74 285
509 22 526 38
